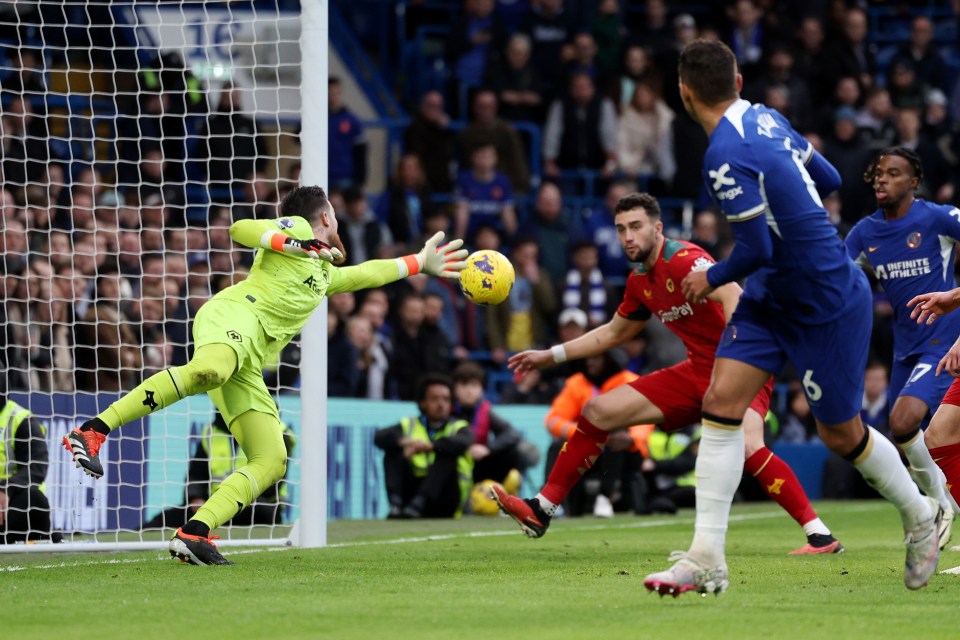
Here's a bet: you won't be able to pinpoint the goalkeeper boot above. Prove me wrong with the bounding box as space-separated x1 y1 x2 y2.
62 425 108 479
490 484 550 538
903 496 942 590
169 528 234 566
643 551 729 598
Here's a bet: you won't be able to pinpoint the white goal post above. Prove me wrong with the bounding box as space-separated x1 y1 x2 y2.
0 0 328 553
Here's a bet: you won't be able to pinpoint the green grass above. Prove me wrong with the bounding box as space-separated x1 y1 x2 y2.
3 501 958 640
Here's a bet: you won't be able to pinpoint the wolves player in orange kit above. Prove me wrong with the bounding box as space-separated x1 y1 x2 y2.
492 192 842 554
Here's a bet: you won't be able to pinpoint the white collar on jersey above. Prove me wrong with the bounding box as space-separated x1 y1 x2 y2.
722 99 752 138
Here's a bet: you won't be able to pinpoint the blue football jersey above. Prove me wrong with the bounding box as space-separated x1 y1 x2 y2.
846 199 960 360
703 100 861 324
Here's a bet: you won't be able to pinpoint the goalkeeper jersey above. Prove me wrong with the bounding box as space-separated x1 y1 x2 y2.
216 216 399 346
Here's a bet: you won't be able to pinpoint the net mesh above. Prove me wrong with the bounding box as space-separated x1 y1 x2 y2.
0 1 306 548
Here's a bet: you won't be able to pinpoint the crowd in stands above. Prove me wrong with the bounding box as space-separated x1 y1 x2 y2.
1 1 960 451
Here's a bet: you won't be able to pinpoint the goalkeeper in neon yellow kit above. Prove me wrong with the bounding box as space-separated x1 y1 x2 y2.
63 186 468 565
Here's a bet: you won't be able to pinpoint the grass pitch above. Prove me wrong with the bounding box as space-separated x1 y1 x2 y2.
3 501 958 640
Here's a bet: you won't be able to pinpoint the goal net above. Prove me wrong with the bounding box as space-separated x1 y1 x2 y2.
0 1 325 552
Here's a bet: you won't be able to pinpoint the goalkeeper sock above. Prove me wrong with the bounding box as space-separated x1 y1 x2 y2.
97 344 237 431
193 410 287 531
181 519 210 538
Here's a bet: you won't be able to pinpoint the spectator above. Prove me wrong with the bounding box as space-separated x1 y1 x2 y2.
1 93 51 204
519 0 576 101
856 87 897 151
779 382 816 443
347 314 391 399
389 293 453 401
564 31 605 92
582 180 631 279
378 153 432 250
610 44 657 112
726 0 766 77
616 80 676 190
3 47 46 97
822 6 876 93
862 359 890 438
486 236 557 365
793 16 829 106
327 77 367 190
374 374 474 518
197 83 267 195
690 208 727 261
631 0 674 56
454 143 518 243
893 107 952 203
543 72 618 180
522 181 580 286
423 289 459 356
641 425 698 514
452 361 536 485
484 32 545 123
446 0 503 96
21 266 73 391
889 16 949 95
74 269 142 392
337 187 393 265
743 45 813 132
543 350 647 517
0 372 56 543
561 241 618 326
822 106 874 225
887 59 926 111
404 91 457 193
656 13 699 116
143 411 295 529
815 76 861 138
591 0 626 83
458 89 531 195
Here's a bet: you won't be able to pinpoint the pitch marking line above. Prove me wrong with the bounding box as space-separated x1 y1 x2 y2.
1 503 890 572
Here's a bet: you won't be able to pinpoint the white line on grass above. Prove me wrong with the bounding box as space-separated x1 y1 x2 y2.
2 503 889 572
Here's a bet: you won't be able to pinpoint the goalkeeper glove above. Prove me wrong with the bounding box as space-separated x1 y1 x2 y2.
262 230 343 262
398 231 468 279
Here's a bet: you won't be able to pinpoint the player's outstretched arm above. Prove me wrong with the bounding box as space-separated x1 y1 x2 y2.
908 287 960 325
328 232 468 294
230 218 342 261
508 313 645 376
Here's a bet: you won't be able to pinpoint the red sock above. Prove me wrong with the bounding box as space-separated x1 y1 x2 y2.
745 447 817 526
540 415 608 505
929 442 960 506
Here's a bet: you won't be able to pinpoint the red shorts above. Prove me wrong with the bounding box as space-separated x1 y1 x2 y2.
941 378 960 406
627 359 773 431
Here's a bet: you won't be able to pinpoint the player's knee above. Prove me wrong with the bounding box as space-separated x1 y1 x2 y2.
192 367 230 391
582 397 614 430
264 455 287 486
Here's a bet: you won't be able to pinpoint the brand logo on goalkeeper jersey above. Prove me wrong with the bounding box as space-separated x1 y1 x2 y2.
303 275 321 294
227 330 242 343
142 390 159 411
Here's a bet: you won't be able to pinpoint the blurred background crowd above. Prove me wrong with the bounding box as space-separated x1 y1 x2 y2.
1 0 959 448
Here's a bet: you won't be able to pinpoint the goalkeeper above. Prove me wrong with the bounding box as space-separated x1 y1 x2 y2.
63 186 467 565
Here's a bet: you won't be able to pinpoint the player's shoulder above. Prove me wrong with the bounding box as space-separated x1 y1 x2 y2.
662 239 713 271
848 210 884 235
917 198 959 218
273 215 313 239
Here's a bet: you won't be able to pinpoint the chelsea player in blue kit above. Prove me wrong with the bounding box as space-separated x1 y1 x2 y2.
846 147 958 547
643 41 941 597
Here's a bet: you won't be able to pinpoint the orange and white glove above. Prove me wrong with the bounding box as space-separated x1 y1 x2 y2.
260 231 343 262
396 231 468 279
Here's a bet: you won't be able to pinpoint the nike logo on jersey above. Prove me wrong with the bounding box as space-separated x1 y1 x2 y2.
868 246 878 252
709 163 735 191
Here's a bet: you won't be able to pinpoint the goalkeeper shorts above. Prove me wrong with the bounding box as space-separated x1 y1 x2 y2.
193 298 280 427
